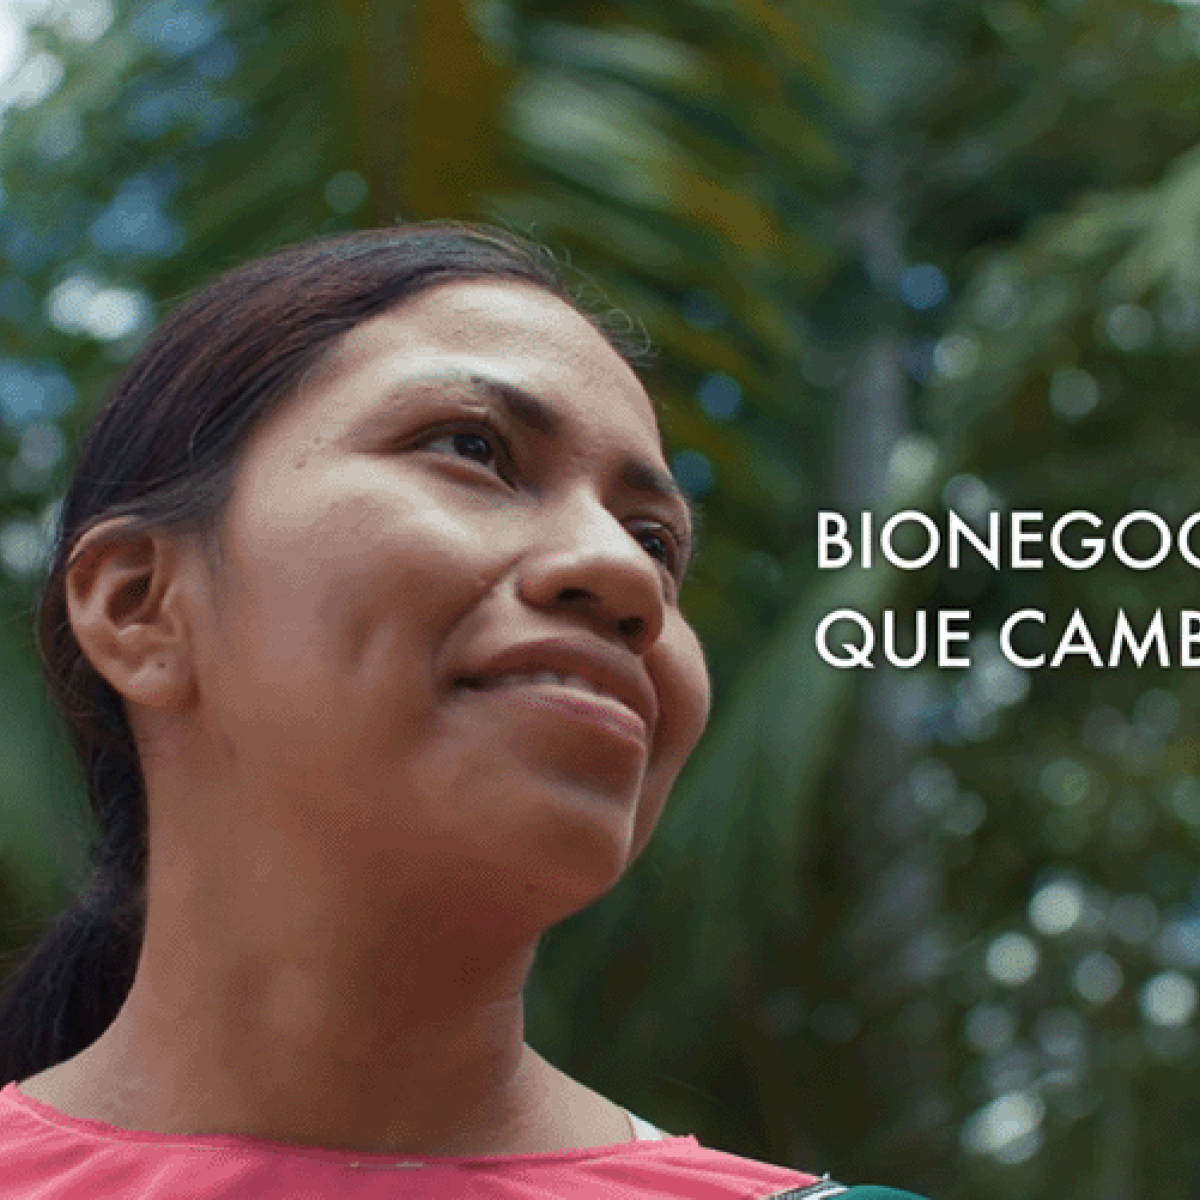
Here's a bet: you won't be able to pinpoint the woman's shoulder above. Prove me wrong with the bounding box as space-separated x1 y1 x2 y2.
590 1135 930 1200
0 1082 930 1200
621 1140 930 1200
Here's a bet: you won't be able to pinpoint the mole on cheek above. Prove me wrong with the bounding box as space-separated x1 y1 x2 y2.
292 433 330 472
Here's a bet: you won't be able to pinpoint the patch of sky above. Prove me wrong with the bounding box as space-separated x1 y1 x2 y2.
1139 971 1197 1027
1156 912 1200 970
193 36 237 80
1028 877 1085 936
0 515 50 578
130 0 220 58
900 263 949 311
90 177 183 256
17 419 64 472
32 111 82 161
1103 303 1154 352
125 81 182 139
933 333 979 380
1074 951 1122 1004
986 931 1039 986
0 277 35 323
46 272 152 341
696 371 741 421
1049 367 1100 422
125 76 231 140
56 0 114 43
193 93 241 141
671 448 714 496
0 5 28 88
325 171 369 214
679 288 726 330
2 221 40 272
961 1090 1045 1164
0 49 62 109
962 1002 1016 1054
9 420 65 493
902 336 936 382
0 358 76 427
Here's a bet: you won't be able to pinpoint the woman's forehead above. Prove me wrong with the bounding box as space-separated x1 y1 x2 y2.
296 279 663 443
335 280 645 381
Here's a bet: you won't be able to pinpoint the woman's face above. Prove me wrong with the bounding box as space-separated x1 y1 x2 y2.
183 280 710 918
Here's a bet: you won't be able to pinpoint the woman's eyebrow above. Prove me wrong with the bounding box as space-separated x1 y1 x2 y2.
469 373 559 437
349 371 559 440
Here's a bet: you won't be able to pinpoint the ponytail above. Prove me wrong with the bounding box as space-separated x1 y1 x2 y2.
0 735 146 1087
0 879 141 1087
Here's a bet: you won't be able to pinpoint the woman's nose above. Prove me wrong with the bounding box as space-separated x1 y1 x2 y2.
517 503 666 653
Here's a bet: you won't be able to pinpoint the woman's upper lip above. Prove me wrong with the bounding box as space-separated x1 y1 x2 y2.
458 637 657 731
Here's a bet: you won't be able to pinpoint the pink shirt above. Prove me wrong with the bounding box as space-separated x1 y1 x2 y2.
0 1082 820 1198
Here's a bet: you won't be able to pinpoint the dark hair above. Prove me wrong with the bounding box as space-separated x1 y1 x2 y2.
0 223 645 1087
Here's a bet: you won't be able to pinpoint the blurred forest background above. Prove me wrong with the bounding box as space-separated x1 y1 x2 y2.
1 0 1199 1196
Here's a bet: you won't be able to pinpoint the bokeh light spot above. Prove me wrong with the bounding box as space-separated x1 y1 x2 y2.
1029 879 1085 936
1139 971 1198 1027
986 932 1040 986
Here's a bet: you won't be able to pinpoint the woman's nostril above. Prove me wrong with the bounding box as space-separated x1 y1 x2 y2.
552 587 647 644
617 616 645 642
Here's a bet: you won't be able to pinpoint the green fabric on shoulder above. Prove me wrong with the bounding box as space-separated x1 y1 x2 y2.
841 1188 929 1200
764 1180 929 1199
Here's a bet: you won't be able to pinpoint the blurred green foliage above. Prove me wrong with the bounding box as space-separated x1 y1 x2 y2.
3 0 1200 1196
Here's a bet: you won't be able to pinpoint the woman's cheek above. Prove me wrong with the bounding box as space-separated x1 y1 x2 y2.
626 627 710 854
663 618 712 758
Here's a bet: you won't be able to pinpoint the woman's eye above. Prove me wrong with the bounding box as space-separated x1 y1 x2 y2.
425 429 500 469
634 526 679 574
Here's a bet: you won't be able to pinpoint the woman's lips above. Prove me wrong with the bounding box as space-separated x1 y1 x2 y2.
458 671 649 746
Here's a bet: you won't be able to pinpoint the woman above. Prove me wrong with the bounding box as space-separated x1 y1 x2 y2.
0 224 925 1198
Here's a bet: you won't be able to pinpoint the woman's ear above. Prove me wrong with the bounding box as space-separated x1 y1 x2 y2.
65 519 197 712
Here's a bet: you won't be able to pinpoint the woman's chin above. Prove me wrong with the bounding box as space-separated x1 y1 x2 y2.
456 800 638 930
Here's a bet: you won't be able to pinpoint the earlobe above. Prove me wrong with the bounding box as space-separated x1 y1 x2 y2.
65 520 195 711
